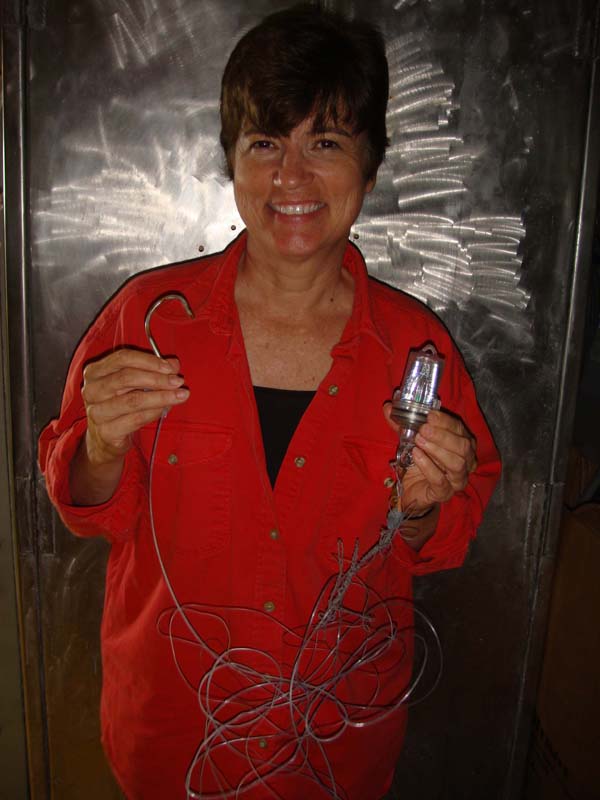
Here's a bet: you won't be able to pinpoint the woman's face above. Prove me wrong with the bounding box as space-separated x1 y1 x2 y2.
231 116 375 267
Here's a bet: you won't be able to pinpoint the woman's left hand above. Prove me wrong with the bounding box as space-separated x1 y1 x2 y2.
383 406 478 515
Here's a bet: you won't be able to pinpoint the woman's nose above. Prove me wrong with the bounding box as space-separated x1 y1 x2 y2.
273 147 312 189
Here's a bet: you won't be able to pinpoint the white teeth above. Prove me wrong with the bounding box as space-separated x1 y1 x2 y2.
271 203 324 215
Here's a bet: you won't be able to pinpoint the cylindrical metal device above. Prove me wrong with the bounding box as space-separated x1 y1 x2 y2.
391 344 444 469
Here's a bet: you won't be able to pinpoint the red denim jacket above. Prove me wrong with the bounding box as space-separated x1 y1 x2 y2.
39 232 501 800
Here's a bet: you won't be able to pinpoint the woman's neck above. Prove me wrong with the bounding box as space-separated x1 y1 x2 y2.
235 247 353 320
234 244 355 390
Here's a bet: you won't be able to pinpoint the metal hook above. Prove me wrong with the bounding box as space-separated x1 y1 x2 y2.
144 293 194 358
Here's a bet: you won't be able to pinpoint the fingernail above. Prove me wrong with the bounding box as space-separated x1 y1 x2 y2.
168 374 184 386
175 389 190 400
416 433 427 446
159 361 172 372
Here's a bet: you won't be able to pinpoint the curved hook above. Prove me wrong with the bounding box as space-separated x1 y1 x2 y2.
145 292 194 359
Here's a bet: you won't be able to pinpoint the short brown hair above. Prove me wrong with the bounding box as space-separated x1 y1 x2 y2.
219 3 389 181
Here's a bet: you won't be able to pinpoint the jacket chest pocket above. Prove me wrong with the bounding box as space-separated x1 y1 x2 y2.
318 436 396 567
137 421 233 560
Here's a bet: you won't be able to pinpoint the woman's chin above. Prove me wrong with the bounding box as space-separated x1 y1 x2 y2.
248 229 346 264
274 240 332 263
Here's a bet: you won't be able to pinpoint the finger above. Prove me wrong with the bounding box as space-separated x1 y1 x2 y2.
87 387 190 426
423 412 477 469
87 389 189 459
382 401 400 433
411 448 455 503
418 416 476 461
425 409 465 435
416 427 476 470
415 435 471 488
84 350 180 382
92 405 177 446
83 366 186 405
413 438 471 493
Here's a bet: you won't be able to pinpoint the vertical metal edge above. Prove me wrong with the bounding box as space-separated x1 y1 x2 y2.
0 28 29 800
1 13 51 800
503 7 600 798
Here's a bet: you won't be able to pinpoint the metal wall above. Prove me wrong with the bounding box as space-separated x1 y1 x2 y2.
2 0 599 797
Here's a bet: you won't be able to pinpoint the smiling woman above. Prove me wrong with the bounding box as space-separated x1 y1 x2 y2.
233 115 374 273
39 3 500 799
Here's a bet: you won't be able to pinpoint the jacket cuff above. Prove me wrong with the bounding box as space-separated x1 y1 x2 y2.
391 495 474 575
44 419 147 541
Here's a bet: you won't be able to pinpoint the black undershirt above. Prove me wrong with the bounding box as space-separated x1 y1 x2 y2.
253 385 316 487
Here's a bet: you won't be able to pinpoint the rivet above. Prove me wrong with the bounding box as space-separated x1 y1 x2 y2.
269 529 279 541
167 453 178 465
258 738 268 749
263 601 275 613
294 456 306 468
384 477 395 488
328 384 339 396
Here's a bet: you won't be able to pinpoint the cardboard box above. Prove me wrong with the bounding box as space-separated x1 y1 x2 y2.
563 449 599 508
524 504 600 800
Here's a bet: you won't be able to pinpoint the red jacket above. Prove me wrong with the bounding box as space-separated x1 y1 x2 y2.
39 232 500 800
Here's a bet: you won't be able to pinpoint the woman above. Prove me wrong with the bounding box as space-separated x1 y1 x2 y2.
40 5 500 799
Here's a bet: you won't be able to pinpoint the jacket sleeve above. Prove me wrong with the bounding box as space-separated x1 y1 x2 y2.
38 288 149 542
391 335 502 576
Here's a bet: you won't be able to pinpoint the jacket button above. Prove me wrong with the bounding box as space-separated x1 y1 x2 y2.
269 529 279 540
263 601 275 613
294 456 306 468
167 453 178 465
328 384 339 396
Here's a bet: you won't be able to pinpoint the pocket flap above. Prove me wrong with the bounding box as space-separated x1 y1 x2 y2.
137 421 233 467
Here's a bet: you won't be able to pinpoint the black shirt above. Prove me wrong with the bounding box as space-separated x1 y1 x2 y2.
253 385 316 487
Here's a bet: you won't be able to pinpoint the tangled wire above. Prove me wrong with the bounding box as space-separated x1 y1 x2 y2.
150 417 442 800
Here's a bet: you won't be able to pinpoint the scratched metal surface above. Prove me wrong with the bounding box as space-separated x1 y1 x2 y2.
14 0 597 796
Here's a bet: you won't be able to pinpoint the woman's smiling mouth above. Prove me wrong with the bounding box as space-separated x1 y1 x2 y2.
269 202 325 216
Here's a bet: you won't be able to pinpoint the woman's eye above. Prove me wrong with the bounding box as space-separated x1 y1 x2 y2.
250 139 275 150
316 139 339 150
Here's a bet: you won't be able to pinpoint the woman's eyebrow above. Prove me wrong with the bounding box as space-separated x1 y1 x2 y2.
240 125 355 138
311 126 354 138
241 127 269 136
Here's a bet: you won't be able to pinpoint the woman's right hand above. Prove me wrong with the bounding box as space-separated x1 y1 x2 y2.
70 349 190 505
82 349 190 464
